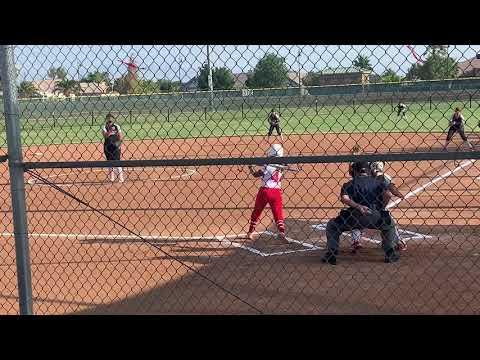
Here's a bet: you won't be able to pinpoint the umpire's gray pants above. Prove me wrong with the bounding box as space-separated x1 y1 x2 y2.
326 208 398 253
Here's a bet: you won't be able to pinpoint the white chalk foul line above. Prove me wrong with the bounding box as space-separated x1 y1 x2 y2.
386 159 476 209
310 159 474 245
27 167 197 187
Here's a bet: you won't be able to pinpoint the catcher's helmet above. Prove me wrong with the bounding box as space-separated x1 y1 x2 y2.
267 144 284 157
370 161 385 175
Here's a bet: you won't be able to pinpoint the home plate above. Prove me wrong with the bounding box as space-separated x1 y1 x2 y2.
312 223 431 244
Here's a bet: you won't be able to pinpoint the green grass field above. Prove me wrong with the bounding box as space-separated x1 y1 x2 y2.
1 101 479 146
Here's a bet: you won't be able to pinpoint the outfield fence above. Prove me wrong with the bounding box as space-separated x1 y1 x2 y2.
1 45 480 315
2 81 480 119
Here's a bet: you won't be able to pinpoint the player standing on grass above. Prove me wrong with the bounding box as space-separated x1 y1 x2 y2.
246 144 298 241
396 102 407 119
102 113 125 183
322 161 401 265
267 109 284 142
443 107 474 150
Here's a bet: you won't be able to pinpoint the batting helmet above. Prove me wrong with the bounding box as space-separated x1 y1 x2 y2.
267 144 284 157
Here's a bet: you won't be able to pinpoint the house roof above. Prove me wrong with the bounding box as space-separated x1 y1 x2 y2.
79 82 109 94
319 66 371 75
231 71 307 88
32 79 60 94
287 71 308 85
457 57 480 76
233 73 249 88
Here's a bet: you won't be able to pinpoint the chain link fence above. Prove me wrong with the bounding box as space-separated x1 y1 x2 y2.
1 45 480 314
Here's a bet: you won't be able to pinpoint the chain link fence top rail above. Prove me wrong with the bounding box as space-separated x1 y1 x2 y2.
1 45 480 314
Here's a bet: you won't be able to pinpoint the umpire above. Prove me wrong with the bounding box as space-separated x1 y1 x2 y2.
322 161 400 265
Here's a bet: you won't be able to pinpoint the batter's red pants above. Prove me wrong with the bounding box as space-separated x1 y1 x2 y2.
248 187 285 234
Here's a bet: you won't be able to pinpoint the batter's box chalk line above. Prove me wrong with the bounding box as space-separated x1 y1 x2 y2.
311 223 432 245
0 231 320 258
208 231 323 257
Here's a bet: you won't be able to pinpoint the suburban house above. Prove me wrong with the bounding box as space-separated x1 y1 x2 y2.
305 67 372 86
182 70 309 91
233 73 249 89
287 71 308 87
457 57 480 78
78 81 109 95
31 79 110 97
32 79 61 97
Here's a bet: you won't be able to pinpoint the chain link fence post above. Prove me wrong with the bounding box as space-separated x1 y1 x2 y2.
0 45 33 315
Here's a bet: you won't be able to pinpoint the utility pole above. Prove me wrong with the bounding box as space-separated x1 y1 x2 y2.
297 48 302 96
207 45 213 107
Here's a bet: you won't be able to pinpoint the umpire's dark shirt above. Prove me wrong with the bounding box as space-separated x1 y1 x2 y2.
340 175 387 211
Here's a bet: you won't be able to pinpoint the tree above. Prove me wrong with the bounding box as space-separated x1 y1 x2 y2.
157 79 181 92
405 63 422 81
381 69 401 83
245 53 289 89
197 64 235 90
83 71 111 86
18 81 38 98
54 79 80 96
113 76 127 94
405 51 458 81
47 67 67 80
352 54 373 71
113 74 141 94
137 79 158 93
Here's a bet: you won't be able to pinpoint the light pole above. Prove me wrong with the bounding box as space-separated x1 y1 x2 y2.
207 45 213 107
296 48 302 96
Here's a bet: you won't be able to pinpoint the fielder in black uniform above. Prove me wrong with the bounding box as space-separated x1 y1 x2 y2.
267 109 284 141
102 113 125 183
443 107 473 150
397 102 407 119
322 161 401 265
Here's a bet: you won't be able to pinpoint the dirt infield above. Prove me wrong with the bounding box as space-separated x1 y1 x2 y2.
21 131 478 162
1 132 479 314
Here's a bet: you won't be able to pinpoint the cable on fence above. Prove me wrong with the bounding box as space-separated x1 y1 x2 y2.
25 169 264 314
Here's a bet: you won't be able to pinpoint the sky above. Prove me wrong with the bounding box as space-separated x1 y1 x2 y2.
13 45 480 83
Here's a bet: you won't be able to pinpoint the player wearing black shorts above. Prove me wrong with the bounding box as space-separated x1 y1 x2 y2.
102 113 125 183
267 109 284 141
397 102 407 119
443 107 473 150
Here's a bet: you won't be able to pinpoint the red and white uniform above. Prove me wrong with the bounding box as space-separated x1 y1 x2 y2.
248 164 285 235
